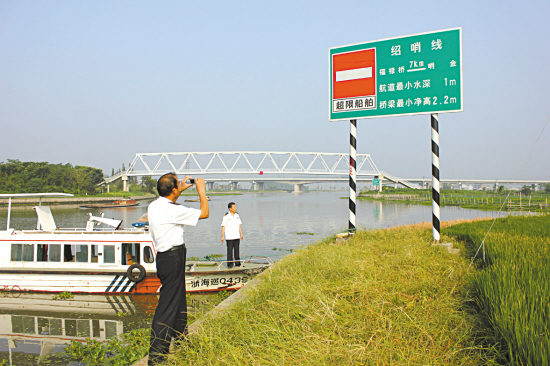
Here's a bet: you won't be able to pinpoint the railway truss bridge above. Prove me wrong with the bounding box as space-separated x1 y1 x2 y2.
100 151 417 192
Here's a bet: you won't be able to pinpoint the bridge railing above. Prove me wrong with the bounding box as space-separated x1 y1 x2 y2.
123 152 380 176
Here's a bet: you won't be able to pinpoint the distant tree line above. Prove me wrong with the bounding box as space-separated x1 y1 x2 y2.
0 160 104 194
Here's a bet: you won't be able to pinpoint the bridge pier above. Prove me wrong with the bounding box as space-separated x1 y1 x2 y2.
230 182 238 191
206 182 215 190
122 175 129 192
253 182 265 191
107 184 110 193
294 184 304 193
378 178 383 192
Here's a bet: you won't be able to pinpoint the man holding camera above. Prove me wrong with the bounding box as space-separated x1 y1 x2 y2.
147 173 209 365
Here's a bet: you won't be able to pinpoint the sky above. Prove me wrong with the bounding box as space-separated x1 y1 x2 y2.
1 0 549 181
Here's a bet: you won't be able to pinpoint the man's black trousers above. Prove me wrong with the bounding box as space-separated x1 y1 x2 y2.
226 239 240 268
148 246 187 365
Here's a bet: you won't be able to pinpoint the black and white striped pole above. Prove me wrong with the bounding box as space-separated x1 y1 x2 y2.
349 119 357 233
431 114 440 242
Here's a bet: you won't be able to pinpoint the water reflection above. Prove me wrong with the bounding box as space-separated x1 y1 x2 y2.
0 291 156 365
0 291 226 365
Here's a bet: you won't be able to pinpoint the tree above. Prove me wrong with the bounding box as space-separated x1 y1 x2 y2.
143 178 157 194
498 185 505 194
27 178 43 193
0 160 104 194
520 185 531 195
543 183 550 194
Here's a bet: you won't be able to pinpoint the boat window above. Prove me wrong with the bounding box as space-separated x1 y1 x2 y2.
11 244 34 262
91 245 98 263
65 319 77 337
143 247 155 263
37 244 61 262
105 321 118 339
38 317 49 335
11 315 35 334
77 320 90 338
63 245 88 262
64 245 74 262
104 245 115 264
122 243 140 265
49 318 63 336
75 245 88 263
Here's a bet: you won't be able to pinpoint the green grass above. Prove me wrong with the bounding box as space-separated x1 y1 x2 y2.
445 215 550 365
166 221 501 365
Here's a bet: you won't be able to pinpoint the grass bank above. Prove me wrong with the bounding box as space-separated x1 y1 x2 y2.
357 188 550 213
445 215 550 365
166 219 501 365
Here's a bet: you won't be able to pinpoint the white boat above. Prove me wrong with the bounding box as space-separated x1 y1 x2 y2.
0 193 272 295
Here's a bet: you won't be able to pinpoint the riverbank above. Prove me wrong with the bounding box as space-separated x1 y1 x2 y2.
358 192 550 213
0 194 156 207
152 218 503 365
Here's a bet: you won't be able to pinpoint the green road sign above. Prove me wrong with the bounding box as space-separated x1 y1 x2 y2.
329 28 462 121
372 178 380 186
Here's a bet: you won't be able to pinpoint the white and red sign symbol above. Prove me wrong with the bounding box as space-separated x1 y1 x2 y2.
332 48 376 100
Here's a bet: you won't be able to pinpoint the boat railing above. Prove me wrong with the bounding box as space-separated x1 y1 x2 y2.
16 227 147 234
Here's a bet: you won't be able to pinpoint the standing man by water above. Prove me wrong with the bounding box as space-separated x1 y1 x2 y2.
221 202 243 268
148 173 209 365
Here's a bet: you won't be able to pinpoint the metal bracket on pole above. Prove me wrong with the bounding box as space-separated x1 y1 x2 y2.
431 114 440 242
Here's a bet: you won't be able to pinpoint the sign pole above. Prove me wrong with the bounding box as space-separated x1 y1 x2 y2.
349 119 357 233
431 114 440 242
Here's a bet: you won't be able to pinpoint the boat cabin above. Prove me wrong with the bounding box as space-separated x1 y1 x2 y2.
0 193 156 274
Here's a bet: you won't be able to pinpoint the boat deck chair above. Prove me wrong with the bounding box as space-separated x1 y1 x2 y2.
34 206 57 231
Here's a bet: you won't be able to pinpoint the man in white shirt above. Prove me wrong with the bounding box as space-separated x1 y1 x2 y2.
221 202 243 268
148 173 209 365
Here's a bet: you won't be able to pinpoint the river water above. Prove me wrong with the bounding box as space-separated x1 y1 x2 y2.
0 191 503 364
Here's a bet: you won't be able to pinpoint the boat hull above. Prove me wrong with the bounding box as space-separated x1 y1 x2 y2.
0 269 259 294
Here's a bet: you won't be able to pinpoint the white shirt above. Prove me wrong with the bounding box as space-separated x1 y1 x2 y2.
221 212 242 240
148 197 201 252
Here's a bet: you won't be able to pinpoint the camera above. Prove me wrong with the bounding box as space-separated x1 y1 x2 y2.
188 178 195 184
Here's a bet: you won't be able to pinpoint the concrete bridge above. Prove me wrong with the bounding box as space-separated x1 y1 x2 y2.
100 151 417 192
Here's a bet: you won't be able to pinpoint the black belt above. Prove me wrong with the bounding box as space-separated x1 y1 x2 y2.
158 245 185 254
169 244 185 252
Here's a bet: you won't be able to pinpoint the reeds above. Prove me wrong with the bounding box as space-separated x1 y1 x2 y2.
446 215 550 365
